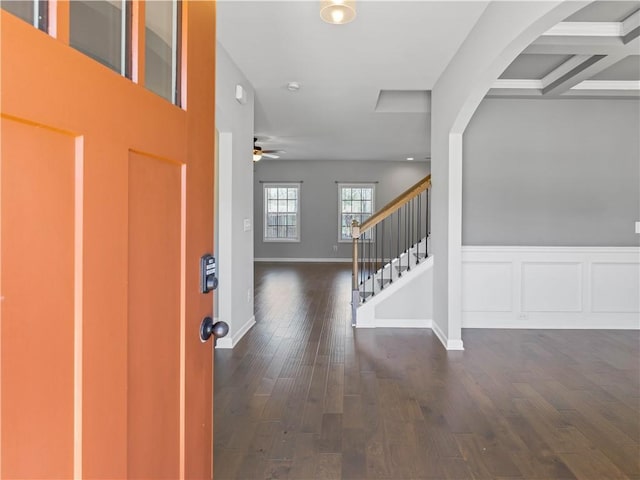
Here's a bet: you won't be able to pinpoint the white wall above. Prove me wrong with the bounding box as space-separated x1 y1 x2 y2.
215 43 255 348
253 160 429 260
464 98 640 247
357 258 433 329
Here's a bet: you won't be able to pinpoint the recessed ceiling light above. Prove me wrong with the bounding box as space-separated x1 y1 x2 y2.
287 82 301 92
406 157 414 161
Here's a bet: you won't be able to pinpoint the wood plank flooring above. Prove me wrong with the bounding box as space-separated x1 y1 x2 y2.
214 263 640 479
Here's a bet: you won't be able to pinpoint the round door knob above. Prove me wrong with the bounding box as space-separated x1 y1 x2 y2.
200 317 229 344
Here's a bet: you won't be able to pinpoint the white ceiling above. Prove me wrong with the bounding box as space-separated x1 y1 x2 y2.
217 1 488 161
218 1 640 163
565 0 639 22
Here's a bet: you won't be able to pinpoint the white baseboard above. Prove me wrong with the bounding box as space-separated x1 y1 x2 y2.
432 321 465 350
254 257 351 263
215 315 256 349
356 318 432 329
462 246 640 329
462 313 640 329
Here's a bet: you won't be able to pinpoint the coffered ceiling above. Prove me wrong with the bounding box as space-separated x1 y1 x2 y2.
490 1 640 98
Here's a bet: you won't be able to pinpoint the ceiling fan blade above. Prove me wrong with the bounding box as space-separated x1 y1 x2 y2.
262 149 284 154
263 153 280 159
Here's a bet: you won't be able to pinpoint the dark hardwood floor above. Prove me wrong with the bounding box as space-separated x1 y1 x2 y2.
214 263 640 479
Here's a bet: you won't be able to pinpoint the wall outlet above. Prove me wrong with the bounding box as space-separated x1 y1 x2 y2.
518 312 528 321
332 245 338 252
247 288 252 303
243 218 251 232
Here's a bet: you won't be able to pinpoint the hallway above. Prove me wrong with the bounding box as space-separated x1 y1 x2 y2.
214 263 639 479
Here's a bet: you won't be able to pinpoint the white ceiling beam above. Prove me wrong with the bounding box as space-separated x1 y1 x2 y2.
529 13 640 54
572 80 640 90
622 10 640 37
489 13 640 99
562 89 640 98
541 27 639 95
540 54 593 88
543 22 622 37
542 54 609 95
523 36 624 55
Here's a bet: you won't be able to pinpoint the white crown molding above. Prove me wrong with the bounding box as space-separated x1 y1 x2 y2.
543 22 623 37
571 80 640 90
492 79 542 90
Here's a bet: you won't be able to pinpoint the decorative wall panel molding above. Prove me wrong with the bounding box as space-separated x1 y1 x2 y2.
462 246 640 329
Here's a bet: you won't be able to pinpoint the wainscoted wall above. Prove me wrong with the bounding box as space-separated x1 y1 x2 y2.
462 246 640 329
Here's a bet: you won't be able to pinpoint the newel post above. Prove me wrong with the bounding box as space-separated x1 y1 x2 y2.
351 219 360 326
351 219 360 290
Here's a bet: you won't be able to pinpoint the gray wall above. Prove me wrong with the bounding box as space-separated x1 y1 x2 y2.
215 43 255 341
254 160 429 259
463 98 640 246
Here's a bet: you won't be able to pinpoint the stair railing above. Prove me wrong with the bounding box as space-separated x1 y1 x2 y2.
350 174 431 325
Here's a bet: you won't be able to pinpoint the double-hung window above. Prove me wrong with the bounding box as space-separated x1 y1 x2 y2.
1 0 48 32
263 183 300 242
338 183 375 242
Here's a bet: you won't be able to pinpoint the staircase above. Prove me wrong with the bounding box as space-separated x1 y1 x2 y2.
350 175 432 326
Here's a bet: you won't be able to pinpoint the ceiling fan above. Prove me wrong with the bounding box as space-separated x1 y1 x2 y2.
253 137 283 161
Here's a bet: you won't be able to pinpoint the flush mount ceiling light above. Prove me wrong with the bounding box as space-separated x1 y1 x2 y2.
320 0 356 25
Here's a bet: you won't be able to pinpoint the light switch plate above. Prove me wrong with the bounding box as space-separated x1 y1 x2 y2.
244 219 251 232
635 221 640 234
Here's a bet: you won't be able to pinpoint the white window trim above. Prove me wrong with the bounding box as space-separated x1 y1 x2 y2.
337 183 376 243
263 182 301 243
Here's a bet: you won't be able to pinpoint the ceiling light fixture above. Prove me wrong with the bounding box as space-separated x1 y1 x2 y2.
406 157 414 161
287 81 301 92
320 0 356 25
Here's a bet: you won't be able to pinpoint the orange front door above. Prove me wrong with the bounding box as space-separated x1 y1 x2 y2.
0 2 216 478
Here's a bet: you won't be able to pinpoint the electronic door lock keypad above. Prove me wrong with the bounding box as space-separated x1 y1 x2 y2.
200 254 218 293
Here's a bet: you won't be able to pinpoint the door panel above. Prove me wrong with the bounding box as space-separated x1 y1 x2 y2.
127 152 182 478
1 2 216 478
1 119 76 478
